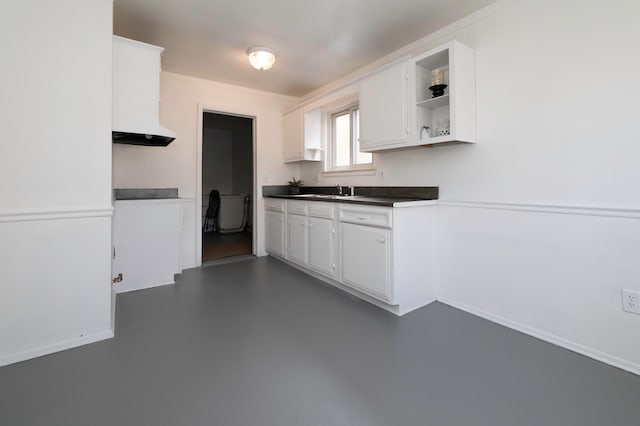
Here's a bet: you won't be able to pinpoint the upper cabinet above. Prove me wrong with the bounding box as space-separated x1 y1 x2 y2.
358 59 410 152
112 36 175 144
411 41 476 146
281 40 476 160
283 107 322 162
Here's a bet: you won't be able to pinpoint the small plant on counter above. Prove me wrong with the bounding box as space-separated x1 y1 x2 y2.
288 177 303 195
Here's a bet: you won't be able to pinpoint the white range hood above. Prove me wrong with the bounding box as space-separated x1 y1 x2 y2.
112 36 176 146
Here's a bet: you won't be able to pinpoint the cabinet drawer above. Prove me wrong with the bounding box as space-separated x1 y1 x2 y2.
287 200 308 215
264 199 285 212
339 205 392 229
308 202 335 219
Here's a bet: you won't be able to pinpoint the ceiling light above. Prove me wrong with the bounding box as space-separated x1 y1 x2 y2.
247 46 276 71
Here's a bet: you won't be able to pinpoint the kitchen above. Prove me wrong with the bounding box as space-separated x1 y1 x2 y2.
2 0 640 424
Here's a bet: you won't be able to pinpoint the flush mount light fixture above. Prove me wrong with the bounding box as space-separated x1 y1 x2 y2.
247 46 276 70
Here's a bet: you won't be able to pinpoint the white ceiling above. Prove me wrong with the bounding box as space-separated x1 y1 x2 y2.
114 0 497 97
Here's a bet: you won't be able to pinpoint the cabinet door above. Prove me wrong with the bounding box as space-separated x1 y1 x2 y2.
113 201 182 293
359 60 409 151
265 210 285 257
308 217 335 277
287 213 308 265
283 108 303 162
340 223 392 301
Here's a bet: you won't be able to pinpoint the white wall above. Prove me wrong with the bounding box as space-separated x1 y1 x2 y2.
113 72 299 268
299 0 640 373
0 0 114 366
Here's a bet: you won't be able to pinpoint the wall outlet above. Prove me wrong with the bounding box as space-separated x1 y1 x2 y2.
377 170 385 181
622 289 640 315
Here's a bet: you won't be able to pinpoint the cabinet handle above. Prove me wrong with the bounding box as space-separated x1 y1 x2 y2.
309 223 313 228
378 237 386 243
357 215 370 220
301 221 305 226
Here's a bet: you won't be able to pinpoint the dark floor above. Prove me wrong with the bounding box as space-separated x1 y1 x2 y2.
1 257 639 426
202 230 252 261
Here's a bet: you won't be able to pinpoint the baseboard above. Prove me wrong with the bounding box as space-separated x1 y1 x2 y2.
438 296 640 377
0 328 114 368
113 280 175 294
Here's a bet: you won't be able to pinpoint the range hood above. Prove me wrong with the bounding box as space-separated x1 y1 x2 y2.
112 36 176 147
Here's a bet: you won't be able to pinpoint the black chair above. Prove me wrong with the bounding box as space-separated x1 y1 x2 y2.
203 190 220 232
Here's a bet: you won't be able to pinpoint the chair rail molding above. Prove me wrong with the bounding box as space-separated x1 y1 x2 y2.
0 205 114 223
439 200 640 219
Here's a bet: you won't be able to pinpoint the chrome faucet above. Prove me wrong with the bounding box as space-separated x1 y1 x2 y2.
336 184 343 196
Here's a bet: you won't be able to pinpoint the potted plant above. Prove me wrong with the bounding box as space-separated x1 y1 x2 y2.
288 177 303 195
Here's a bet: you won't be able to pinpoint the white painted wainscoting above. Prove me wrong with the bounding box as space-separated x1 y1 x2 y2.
0 207 114 367
436 200 640 376
181 198 198 269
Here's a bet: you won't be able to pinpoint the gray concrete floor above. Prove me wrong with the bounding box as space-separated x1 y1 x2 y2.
1 256 639 426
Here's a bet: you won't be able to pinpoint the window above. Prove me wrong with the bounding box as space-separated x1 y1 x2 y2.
326 104 372 171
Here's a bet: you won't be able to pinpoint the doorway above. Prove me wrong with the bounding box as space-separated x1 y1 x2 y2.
201 112 254 262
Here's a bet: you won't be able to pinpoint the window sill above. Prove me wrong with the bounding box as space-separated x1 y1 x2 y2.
322 168 376 177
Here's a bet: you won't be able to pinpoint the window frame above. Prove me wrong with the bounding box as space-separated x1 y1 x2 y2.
325 102 373 173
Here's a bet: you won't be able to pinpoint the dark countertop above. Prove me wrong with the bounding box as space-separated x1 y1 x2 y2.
263 186 438 207
114 188 179 200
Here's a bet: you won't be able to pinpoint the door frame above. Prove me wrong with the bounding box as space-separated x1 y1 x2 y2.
196 104 259 266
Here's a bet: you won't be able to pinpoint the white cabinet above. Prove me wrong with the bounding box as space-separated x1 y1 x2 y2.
112 199 182 293
267 199 337 277
264 197 437 316
283 108 304 161
341 222 391 301
308 217 335 276
338 203 437 315
359 59 410 151
285 200 308 265
264 200 285 257
411 41 476 146
308 203 337 278
287 212 308 265
112 36 174 139
282 107 322 162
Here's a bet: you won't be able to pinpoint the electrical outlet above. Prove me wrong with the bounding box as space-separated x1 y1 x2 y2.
622 289 640 315
377 170 385 181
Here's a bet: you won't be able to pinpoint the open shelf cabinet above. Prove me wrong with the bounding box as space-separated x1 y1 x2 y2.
411 41 476 146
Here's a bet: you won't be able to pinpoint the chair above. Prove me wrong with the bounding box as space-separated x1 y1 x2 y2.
203 190 220 232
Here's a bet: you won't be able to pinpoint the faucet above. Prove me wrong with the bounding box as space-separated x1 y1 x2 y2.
336 184 343 196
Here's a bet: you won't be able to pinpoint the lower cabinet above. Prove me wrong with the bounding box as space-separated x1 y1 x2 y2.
340 222 391 301
287 213 308 265
113 199 183 293
308 216 335 277
263 198 436 316
264 200 285 257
